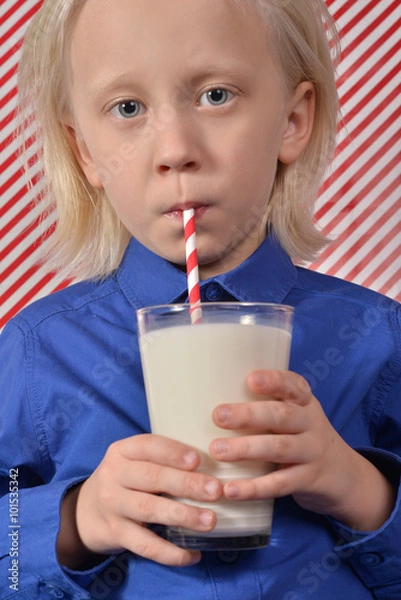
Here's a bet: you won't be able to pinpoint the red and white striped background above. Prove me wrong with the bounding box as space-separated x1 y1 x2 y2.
1 0 400 329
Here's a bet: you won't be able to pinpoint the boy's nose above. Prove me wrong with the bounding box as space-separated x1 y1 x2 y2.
153 113 201 174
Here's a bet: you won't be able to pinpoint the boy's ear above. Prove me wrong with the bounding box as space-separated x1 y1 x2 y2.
278 82 316 165
62 123 103 189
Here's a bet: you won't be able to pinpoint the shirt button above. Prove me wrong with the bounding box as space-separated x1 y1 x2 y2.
205 283 223 301
217 550 240 564
358 553 384 566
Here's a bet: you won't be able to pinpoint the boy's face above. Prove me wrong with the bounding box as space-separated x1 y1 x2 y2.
67 0 313 278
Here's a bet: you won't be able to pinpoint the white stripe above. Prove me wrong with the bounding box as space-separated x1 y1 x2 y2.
351 231 401 285
321 142 399 221
187 269 199 294
183 207 195 227
1 0 39 36
185 231 197 259
1 204 49 266
313 185 400 273
1 270 68 321
190 305 203 324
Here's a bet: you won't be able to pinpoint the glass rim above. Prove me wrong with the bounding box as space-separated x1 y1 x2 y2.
136 302 294 316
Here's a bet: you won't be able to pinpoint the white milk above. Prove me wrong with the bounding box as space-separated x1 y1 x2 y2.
139 322 292 537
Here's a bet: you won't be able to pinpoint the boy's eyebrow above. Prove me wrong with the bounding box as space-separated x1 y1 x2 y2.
188 63 250 86
86 72 145 101
86 63 250 101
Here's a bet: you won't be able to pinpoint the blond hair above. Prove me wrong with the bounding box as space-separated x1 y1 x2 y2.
18 0 340 280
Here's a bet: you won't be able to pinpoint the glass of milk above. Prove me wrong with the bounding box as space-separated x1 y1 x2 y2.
137 302 293 551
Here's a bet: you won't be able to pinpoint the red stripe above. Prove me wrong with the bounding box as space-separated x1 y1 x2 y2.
1 146 39 191
0 192 44 240
0 169 28 211
336 70 400 154
189 285 201 305
315 122 400 222
331 0 358 22
0 85 17 111
344 223 401 282
0 271 57 329
0 38 23 70
324 193 401 275
338 37 400 101
0 158 24 187
0 129 17 154
0 0 37 27
1 220 56 283
322 104 400 197
0 272 73 329
313 154 400 264
0 264 42 303
336 0 376 39
1 153 24 180
52 278 74 294
186 249 199 275
0 170 44 218
0 201 54 262
0 107 18 131
338 0 399 53
0 2 43 47
0 129 38 160
184 215 196 239
321 151 398 237
0 138 39 176
377 268 401 302
0 62 18 89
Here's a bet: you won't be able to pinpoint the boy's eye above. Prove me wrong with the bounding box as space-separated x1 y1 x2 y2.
199 88 233 107
110 100 144 119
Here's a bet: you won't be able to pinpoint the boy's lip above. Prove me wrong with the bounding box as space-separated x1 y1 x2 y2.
164 202 210 220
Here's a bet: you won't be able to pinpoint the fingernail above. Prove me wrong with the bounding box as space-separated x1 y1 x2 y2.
204 480 220 497
250 372 267 388
225 483 240 498
199 510 214 528
216 406 231 424
183 451 198 466
188 551 202 565
213 440 228 454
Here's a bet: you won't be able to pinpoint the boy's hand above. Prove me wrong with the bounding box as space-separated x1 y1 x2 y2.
209 370 396 532
58 435 222 569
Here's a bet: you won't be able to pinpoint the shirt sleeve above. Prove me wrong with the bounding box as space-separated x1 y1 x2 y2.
326 302 401 598
328 448 401 597
0 322 108 600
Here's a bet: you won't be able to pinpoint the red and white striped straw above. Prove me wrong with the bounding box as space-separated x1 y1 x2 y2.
183 209 202 324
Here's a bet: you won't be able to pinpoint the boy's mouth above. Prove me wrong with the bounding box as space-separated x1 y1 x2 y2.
164 202 210 220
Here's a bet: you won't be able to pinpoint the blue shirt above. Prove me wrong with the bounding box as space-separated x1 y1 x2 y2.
1 235 401 600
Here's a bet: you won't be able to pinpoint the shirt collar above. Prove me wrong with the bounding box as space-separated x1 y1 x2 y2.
117 234 297 309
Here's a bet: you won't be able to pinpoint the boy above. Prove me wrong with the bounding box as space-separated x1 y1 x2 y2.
1 0 400 598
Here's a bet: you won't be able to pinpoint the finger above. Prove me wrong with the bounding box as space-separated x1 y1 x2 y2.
213 399 309 434
109 434 201 471
210 432 314 464
117 488 217 534
120 461 223 502
247 370 312 406
120 521 202 567
222 464 311 501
